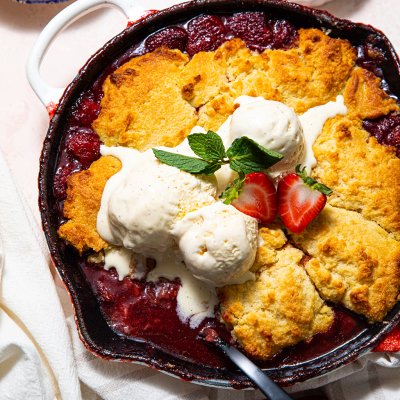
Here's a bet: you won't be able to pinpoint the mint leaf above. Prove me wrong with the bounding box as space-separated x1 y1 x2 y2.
152 149 221 175
202 162 223 175
227 136 283 174
220 173 245 205
188 131 226 161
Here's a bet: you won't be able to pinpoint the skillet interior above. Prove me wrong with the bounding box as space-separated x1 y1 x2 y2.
39 0 400 388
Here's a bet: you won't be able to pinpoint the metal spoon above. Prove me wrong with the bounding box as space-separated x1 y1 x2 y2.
198 327 293 400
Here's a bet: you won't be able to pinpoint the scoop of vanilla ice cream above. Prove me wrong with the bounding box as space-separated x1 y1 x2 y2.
97 148 217 256
173 202 258 287
230 96 306 178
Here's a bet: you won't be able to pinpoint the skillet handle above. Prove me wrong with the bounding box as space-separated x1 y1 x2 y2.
26 0 147 107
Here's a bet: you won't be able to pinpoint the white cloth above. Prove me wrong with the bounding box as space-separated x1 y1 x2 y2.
0 149 81 400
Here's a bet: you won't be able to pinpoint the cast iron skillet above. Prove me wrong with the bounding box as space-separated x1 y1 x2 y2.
38 0 400 389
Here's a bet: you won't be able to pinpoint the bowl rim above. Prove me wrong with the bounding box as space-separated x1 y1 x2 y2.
38 0 400 389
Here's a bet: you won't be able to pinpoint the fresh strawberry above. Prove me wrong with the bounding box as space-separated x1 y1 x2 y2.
277 165 332 234
231 172 277 224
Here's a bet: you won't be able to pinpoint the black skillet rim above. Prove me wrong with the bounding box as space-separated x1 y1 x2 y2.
38 0 400 388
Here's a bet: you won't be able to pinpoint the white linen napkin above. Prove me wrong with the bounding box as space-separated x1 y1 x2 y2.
0 149 81 400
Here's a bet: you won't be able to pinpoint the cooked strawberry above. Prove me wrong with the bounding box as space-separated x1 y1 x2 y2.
186 15 226 56
70 94 101 127
231 172 277 224
144 26 188 52
66 127 101 167
225 12 272 51
53 161 74 200
277 165 332 234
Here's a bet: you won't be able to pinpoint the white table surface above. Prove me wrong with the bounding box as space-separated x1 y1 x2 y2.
1 0 399 398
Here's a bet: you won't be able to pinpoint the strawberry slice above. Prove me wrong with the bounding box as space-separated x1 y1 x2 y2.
231 172 277 224
277 165 332 234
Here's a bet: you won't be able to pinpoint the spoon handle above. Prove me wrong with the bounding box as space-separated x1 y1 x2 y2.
198 327 293 399
220 341 293 400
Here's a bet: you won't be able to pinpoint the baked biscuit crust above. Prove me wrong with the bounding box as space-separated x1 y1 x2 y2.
290 205 400 322
344 67 399 120
219 227 333 360
312 117 400 239
93 48 197 151
58 156 121 253
265 28 356 113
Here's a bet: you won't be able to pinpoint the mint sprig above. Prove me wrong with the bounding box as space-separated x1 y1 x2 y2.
152 131 283 177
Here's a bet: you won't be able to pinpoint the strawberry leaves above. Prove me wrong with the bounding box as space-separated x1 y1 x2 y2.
220 173 246 205
152 131 283 177
295 165 332 195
